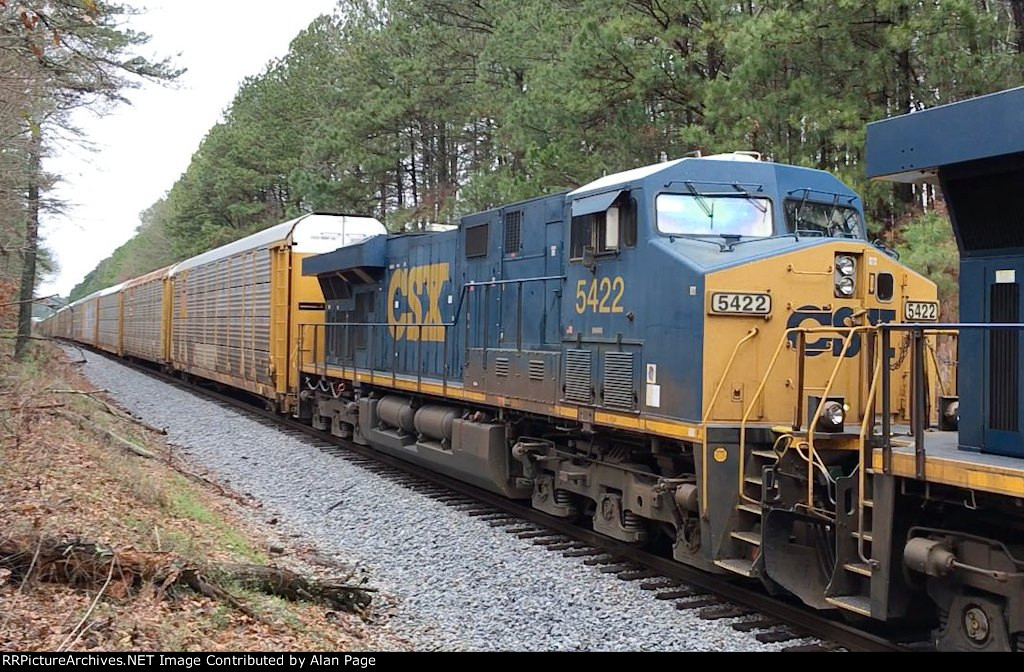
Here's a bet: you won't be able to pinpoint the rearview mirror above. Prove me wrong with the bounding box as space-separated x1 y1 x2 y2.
582 245 596 272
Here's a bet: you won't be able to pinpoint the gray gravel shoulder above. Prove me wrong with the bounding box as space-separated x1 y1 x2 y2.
71 347 815 652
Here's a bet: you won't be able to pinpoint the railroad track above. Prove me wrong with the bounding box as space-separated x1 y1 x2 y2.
104 352 913 652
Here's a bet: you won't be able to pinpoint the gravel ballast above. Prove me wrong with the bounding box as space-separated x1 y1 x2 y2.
72 348 817 651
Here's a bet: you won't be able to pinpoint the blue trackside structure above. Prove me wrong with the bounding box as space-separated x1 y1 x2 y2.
867 87 1024 458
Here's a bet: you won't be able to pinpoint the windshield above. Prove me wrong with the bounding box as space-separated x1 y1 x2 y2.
656 194 773 238
784 199 863 239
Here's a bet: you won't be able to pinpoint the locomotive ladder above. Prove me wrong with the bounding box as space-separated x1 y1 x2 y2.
716 446 778 578
713 326 886 619
700 327 764 578
822 334 884 618
824 327 942 620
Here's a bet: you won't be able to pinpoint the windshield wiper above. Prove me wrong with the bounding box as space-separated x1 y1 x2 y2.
730 182 768 213
788 187 857 204
665 234 728 253
684 181 715 221
794 189 810 225
825 193 840 224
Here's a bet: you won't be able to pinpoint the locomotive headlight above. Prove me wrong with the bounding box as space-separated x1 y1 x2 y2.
818 401 845 431
834 254 857 297
835 255 856 276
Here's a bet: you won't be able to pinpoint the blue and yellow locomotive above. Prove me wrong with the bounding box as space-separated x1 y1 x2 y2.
297 152 939 629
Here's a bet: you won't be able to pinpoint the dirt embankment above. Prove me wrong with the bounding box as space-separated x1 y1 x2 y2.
0 341 409 652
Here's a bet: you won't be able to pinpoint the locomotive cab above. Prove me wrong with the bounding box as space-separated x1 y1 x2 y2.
562 152 934 433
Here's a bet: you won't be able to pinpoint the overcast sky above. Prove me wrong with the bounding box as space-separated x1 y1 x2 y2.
39 0 339 297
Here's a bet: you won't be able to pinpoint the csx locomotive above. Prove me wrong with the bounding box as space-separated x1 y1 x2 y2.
43 103 1024 650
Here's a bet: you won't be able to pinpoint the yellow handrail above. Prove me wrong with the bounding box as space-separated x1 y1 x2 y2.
700 327 759 517
738 328 803 504
805 326 873 513
857 334 882 567
738 325 875 507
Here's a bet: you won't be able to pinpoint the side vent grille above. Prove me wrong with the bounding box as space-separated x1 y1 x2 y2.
565 349 592 404
989 282 1019 431
603 352 635 410
504 210 522 256
528 359 545 381
495 357 510 378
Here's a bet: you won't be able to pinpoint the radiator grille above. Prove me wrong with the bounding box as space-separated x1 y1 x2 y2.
495 357 510 378
565 349 592 403
603 352 635 410
504 210 522 256
989 282 1019 431
528 359 545 381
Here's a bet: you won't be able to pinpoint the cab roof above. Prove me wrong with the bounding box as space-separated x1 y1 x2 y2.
568 153 859 207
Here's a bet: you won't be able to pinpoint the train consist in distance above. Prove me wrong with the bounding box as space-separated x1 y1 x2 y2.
42 91 1024 650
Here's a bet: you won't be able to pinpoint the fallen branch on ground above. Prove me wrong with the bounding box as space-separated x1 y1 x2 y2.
0 335 86 361
0 536 373 619
52 409 157 459
217 563 374 612
168 460 254 507
57 555 116 652
0 537 42 633
48 388 167 435
0 402 65 412
46 404 250 506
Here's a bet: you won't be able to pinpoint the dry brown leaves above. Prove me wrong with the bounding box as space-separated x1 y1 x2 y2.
0 343 411 652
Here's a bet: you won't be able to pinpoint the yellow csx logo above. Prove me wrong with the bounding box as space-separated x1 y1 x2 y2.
387 263 449 342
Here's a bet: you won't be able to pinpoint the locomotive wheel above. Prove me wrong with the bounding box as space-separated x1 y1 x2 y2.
935 594 1012 651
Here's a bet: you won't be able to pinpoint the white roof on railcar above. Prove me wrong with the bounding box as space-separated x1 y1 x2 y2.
169 213 386 276
67 289 104 308
123 264 172 289
97 282 126 298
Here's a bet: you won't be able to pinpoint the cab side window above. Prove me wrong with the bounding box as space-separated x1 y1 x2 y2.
621 195 637 248
570 216 593 260
570 192 637 260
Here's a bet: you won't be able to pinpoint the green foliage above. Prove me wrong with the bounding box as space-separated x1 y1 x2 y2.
3 2 178 357
76 0 1024 307
896 213 960 318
